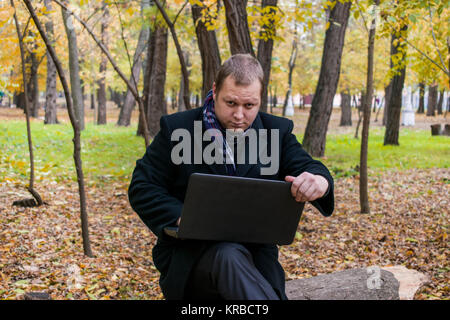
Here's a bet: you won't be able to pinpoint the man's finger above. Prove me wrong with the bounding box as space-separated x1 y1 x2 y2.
304 186 319 202
291 175 306 198
296 183 314 202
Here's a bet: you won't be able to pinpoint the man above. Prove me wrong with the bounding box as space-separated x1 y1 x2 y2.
128 54 334 300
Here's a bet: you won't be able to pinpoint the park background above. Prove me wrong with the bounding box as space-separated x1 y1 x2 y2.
0 0 448 300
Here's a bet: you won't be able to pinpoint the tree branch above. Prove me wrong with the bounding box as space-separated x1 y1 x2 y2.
154 0 191 109
51 0 151 146
427 3 448 74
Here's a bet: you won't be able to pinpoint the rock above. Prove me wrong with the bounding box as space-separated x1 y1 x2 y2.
286 266 429 300
381 266 430 300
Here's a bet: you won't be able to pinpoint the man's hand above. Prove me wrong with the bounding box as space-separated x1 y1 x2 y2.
285 172 329 203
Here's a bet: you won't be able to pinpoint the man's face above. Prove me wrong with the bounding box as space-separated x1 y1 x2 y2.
213 76 261 132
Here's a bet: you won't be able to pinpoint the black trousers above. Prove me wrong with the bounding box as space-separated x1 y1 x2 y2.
184 242 280 300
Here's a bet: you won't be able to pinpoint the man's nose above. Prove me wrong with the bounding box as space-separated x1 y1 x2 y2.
233 106 244 120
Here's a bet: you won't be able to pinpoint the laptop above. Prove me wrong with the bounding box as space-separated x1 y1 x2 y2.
164 173 305 245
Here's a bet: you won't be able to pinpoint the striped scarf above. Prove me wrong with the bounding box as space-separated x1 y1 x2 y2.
202 90 236 176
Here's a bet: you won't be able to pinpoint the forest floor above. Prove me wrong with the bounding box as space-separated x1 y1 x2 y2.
0 105 448 300
0 168 448 300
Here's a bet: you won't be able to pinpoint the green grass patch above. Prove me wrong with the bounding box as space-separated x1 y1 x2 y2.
0 120 448 184
0 120 144 184
297 127 449 177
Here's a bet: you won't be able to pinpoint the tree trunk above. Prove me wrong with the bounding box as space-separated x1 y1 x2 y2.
360 0 379 214
257 0 278 113
382 84 391 125
302 1 352 157
384 25 408 146
147 27 168 136
417 82 425 114
171 88 177 110
97 2 109 125
426 83 437 116
191 1 221 101
154 0 190 110
117 0 150 126
138 26 168 137
44 0 58 124
178 50 190 112
282 35 297 117
117 27 147 126
272 86 277 113
28 43 40 118
339 91 352 126
24 0 93 257
437 89 444 115
138 26 156 137
90 92 95 110
223 0 255 56
62 8 85 130
355 92 364 139
12 0 43 206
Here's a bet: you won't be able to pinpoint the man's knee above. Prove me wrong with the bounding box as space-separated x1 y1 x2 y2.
213 242 252 265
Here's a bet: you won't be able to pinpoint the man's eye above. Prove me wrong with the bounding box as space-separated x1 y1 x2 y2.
245 104 254 108
227 101 235 106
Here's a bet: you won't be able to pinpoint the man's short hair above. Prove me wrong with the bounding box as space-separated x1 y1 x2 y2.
214 54 264 96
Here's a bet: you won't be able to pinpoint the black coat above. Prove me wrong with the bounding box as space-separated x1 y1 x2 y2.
128 107 334 300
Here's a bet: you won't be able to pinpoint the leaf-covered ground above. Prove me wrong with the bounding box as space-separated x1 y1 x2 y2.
0 168 448 300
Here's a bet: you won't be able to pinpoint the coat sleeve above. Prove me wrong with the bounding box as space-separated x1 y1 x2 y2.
279 120 334 217
128 116 182 238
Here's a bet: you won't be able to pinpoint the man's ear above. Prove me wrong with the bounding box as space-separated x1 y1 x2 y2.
212 82 216 101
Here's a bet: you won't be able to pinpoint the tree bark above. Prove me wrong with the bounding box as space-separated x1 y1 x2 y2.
138 26 168 137
360 0 379 214
339 91 352 126
177 50 191 112
44 0 58 124
417 82 425 114
23 0 93 257
97 2 109 125
12 0 43 206
147 27 168 136
191 1 221 101
62 7 85 130
117 0 150 126
437 89 444 115
426 83 437 116
223 0 255 56
355 92 364 139
302 0 352 157
138 26 156 138
257 0 278 113
154 0 190 110
282 36 297 117
384 24 408 146
382 83 391 125
28 43 40 118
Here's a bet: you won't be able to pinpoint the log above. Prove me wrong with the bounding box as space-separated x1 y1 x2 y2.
431 124 441 136
286 265 429 300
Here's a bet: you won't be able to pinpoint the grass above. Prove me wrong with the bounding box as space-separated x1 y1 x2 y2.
306 127 450 177
0 119 448 184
